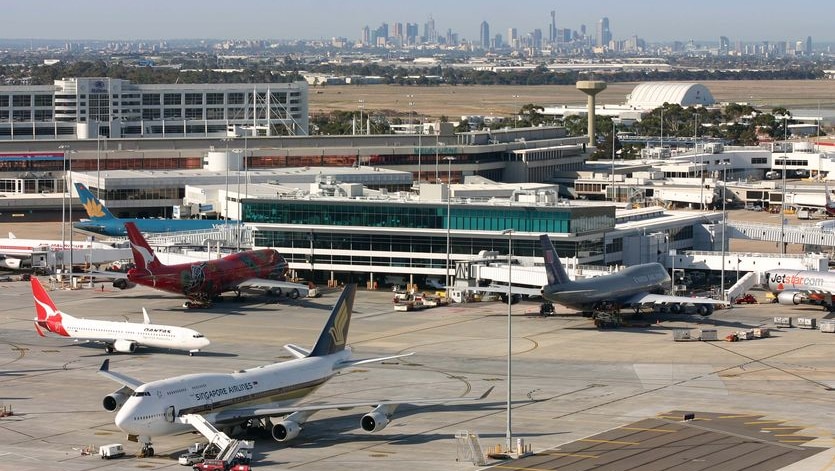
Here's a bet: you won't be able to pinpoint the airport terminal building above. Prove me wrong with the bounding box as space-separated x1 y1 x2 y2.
0 77 309 140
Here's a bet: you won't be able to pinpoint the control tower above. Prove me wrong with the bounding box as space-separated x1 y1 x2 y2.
576 81 607 147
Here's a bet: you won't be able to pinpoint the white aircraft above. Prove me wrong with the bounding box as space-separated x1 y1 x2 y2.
97 284 492 457
32 277 210 355
765 269 835 311
0 232 116 270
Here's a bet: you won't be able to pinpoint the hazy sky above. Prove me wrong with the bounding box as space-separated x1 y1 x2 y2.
4 0 833 43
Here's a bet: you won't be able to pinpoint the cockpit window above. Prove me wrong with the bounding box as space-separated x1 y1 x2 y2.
193 334 204 338
133 391 151 397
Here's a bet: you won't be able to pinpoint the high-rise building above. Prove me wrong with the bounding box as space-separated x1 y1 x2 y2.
424 15 437 43
480 21 490 49
806 36 813 55
361 25 370 45
549 10 556 43
719 36 730 55
507 27 518 49
596 17 611 47
406 23 418 45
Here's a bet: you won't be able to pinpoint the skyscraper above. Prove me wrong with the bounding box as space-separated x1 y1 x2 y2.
596 17 611 47
507 27 518 49
480 21 490 49
549 10 556 43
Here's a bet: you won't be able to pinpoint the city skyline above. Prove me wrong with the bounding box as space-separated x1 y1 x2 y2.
3 0 834 44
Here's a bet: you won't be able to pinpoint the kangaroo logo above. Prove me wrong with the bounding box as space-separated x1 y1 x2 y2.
131 241 155 269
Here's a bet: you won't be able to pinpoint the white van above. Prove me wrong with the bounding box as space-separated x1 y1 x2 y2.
99 443 125 459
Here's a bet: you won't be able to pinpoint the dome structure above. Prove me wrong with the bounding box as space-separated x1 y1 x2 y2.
626 82 715 109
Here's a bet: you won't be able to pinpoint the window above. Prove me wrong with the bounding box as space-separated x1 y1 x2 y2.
164 108 182 119
142 109 161 120
164 93 181 105
206 93 224 105
228 93 245 104
0 96 8 107
12 110 30 121
206 108 224 120
12 95 31 107
34 110 52 121
34 95 52 107
142 94 161 106
185 93 203 105
185 108 203 120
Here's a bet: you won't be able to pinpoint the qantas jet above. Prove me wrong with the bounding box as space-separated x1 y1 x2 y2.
97 284 492 457
31 278 209 355
114 221 308 307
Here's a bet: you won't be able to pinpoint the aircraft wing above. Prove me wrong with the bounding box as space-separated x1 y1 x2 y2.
97 359 143 390
236 278 310 297
213 386 494 425
622 292 727 306
90 269 129 280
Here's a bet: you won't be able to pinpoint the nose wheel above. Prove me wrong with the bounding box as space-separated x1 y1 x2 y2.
140 444 154 457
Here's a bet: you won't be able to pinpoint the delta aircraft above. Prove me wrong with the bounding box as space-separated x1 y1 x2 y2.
32 277 209 355
109 221 308 307
469 234 724 316
73 182 236 236
765 269 835 311
537 234 724 316
97 284 492 457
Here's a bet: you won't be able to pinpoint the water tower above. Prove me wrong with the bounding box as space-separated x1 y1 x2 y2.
576 81 607 146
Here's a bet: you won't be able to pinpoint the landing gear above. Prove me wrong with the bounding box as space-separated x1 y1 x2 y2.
183 300 211 309
139 441 154 457
105 345 114 354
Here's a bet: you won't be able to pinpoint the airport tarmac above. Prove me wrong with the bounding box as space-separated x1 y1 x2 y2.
2 280 835 471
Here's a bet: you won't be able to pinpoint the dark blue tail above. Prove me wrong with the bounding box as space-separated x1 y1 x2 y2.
75 183 116 220
309 284 356 357
539 234 571 286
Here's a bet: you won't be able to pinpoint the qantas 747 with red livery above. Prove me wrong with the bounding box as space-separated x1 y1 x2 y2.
117 222 308 308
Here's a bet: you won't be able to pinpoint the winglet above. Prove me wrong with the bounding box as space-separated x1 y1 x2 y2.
100 359 110 372
142 308 151 324
477 386 495 400
308 284 356 357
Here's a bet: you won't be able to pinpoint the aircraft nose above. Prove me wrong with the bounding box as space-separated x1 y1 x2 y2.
114 406 132 433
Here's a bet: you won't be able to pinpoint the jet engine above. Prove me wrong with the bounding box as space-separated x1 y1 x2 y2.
696 304 714 316
271 420 301 442
0 257 22 270
113 339 138 353
777 291 804 305
103 387 131 411
361 405 397 433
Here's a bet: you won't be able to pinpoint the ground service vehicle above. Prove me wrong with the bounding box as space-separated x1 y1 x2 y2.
99 443 125 459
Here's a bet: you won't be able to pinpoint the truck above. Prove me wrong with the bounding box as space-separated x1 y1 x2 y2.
99 443 125 459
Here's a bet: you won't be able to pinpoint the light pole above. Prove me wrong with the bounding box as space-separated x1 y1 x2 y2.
611 121 617 202
512 94 520 126
444 157 456 297
719 162 730 302
357 99 365 135
780 117 787 255
666 233 675 294
501 228 514 453
435 136 444 182
58 145 73 275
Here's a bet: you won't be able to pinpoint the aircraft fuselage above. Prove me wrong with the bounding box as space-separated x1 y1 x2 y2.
543 262 670 311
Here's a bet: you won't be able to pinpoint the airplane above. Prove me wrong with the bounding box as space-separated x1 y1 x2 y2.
537 234 725 316
0 232 118 270
73 182 237 236
31 277 210 355
111 221 308 307
765 269 835 312
792 181 835 219
97 284 492 457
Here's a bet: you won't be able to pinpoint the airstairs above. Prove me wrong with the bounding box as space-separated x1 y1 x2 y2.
180 414 254 463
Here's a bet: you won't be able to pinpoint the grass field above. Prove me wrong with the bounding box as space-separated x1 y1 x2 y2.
309 80 835 120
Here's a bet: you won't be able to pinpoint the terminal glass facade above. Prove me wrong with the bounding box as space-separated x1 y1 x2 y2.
243 200 614 234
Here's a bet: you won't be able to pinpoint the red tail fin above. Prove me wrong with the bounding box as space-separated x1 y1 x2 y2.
31 277 58 322
125 222 163 271
31 278 69 337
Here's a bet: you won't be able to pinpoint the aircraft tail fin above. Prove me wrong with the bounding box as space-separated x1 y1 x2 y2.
308 284 356 357
539 234 571 286
31 278 69 337
125 222 164 271
74 182 116 220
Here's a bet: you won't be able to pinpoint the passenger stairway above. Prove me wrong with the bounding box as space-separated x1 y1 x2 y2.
180 414 254 463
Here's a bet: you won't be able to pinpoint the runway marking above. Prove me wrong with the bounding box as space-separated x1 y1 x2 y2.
746 420 785 425
540 451 599 458
579 438 639 445
764 427 802 431
621 427 676 433
719 414 759 419
657 415 710 421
